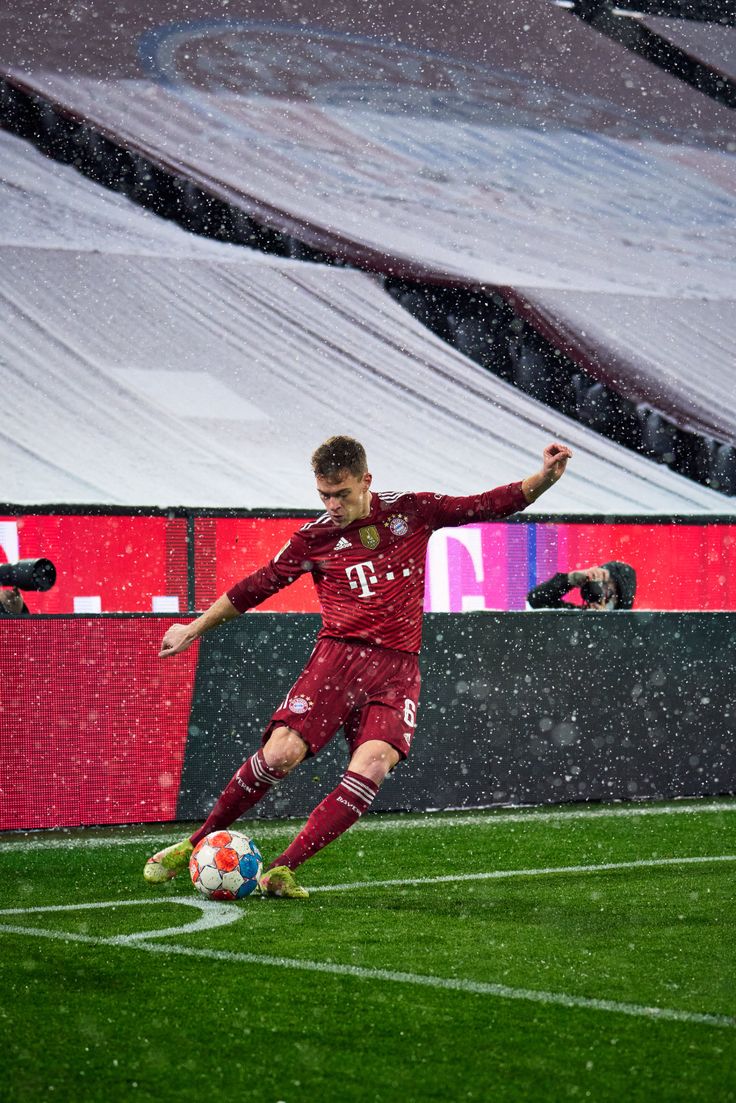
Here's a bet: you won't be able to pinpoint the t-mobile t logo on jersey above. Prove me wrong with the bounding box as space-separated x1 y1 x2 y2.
345 560 378 598
345 560 412 597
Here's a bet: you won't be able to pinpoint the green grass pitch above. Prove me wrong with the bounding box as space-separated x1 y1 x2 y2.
1 800 735 1102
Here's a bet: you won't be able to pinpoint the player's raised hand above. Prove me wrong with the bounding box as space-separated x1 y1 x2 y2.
542 442 572 482
521 443 573 504
159 623 196 658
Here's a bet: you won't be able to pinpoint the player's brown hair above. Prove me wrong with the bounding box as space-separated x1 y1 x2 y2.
311 436 368 480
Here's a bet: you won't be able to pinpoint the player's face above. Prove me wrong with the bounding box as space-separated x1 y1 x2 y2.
315 470 372 527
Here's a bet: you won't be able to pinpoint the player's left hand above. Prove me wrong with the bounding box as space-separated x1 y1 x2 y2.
542 443 572 482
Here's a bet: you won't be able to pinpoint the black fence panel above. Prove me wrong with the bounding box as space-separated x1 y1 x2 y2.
177 612 736 820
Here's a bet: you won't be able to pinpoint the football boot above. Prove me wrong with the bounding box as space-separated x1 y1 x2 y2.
143 838 194 884
259 865 309 899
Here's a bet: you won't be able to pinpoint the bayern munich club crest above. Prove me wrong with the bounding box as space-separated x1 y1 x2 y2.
386 514 409 537
288 695 313 715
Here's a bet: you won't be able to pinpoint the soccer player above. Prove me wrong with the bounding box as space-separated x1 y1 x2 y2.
144 436 572 898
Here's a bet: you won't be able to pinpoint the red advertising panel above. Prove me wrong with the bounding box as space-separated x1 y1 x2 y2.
2 512 735 614
197 517 320 612
0 514 188 613
424 521 736 611
531 522 736 613
0 617 199 830
206 517 736 613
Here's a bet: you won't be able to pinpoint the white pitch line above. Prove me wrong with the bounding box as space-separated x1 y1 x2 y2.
0 896 242 941
0 832 174 854
356 800 736 833
0 920 731 1029
1 800 734 854
310 854 736 893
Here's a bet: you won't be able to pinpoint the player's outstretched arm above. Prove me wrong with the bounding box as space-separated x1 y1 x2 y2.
159 593 240 658
521 443 572 504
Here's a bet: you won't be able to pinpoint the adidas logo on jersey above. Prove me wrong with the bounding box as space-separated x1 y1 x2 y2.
334 536 351 551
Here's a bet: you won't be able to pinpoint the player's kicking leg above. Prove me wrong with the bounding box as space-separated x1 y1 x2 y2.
258 739 399 898
143 729 306 884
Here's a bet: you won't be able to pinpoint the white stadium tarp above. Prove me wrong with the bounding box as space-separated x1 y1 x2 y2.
4 244 732 514
0 128 729 514
4 39 735 297
639 17 736 85
1 0 735 456
0 129 250 260
507 287 736 447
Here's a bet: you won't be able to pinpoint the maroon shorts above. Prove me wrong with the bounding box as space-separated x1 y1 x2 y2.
265 636 421 761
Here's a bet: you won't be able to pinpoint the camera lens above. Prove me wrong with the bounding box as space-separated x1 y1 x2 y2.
580 579 605 604
0 558 56 591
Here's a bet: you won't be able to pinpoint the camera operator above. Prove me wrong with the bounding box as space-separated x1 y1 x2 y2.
527 560 636 611
0 586 29 616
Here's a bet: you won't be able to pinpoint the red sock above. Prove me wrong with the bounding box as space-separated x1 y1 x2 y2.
190 749 285 847
270 770 379 872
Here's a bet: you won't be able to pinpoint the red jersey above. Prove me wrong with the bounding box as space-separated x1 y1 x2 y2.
227 483 528 653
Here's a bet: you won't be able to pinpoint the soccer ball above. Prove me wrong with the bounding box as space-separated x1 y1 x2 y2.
189 830 263 900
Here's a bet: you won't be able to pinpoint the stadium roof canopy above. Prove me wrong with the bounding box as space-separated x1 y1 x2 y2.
1 131 731 514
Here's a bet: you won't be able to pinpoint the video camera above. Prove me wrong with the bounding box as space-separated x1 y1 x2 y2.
580 579 606 605
0 558 57 591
